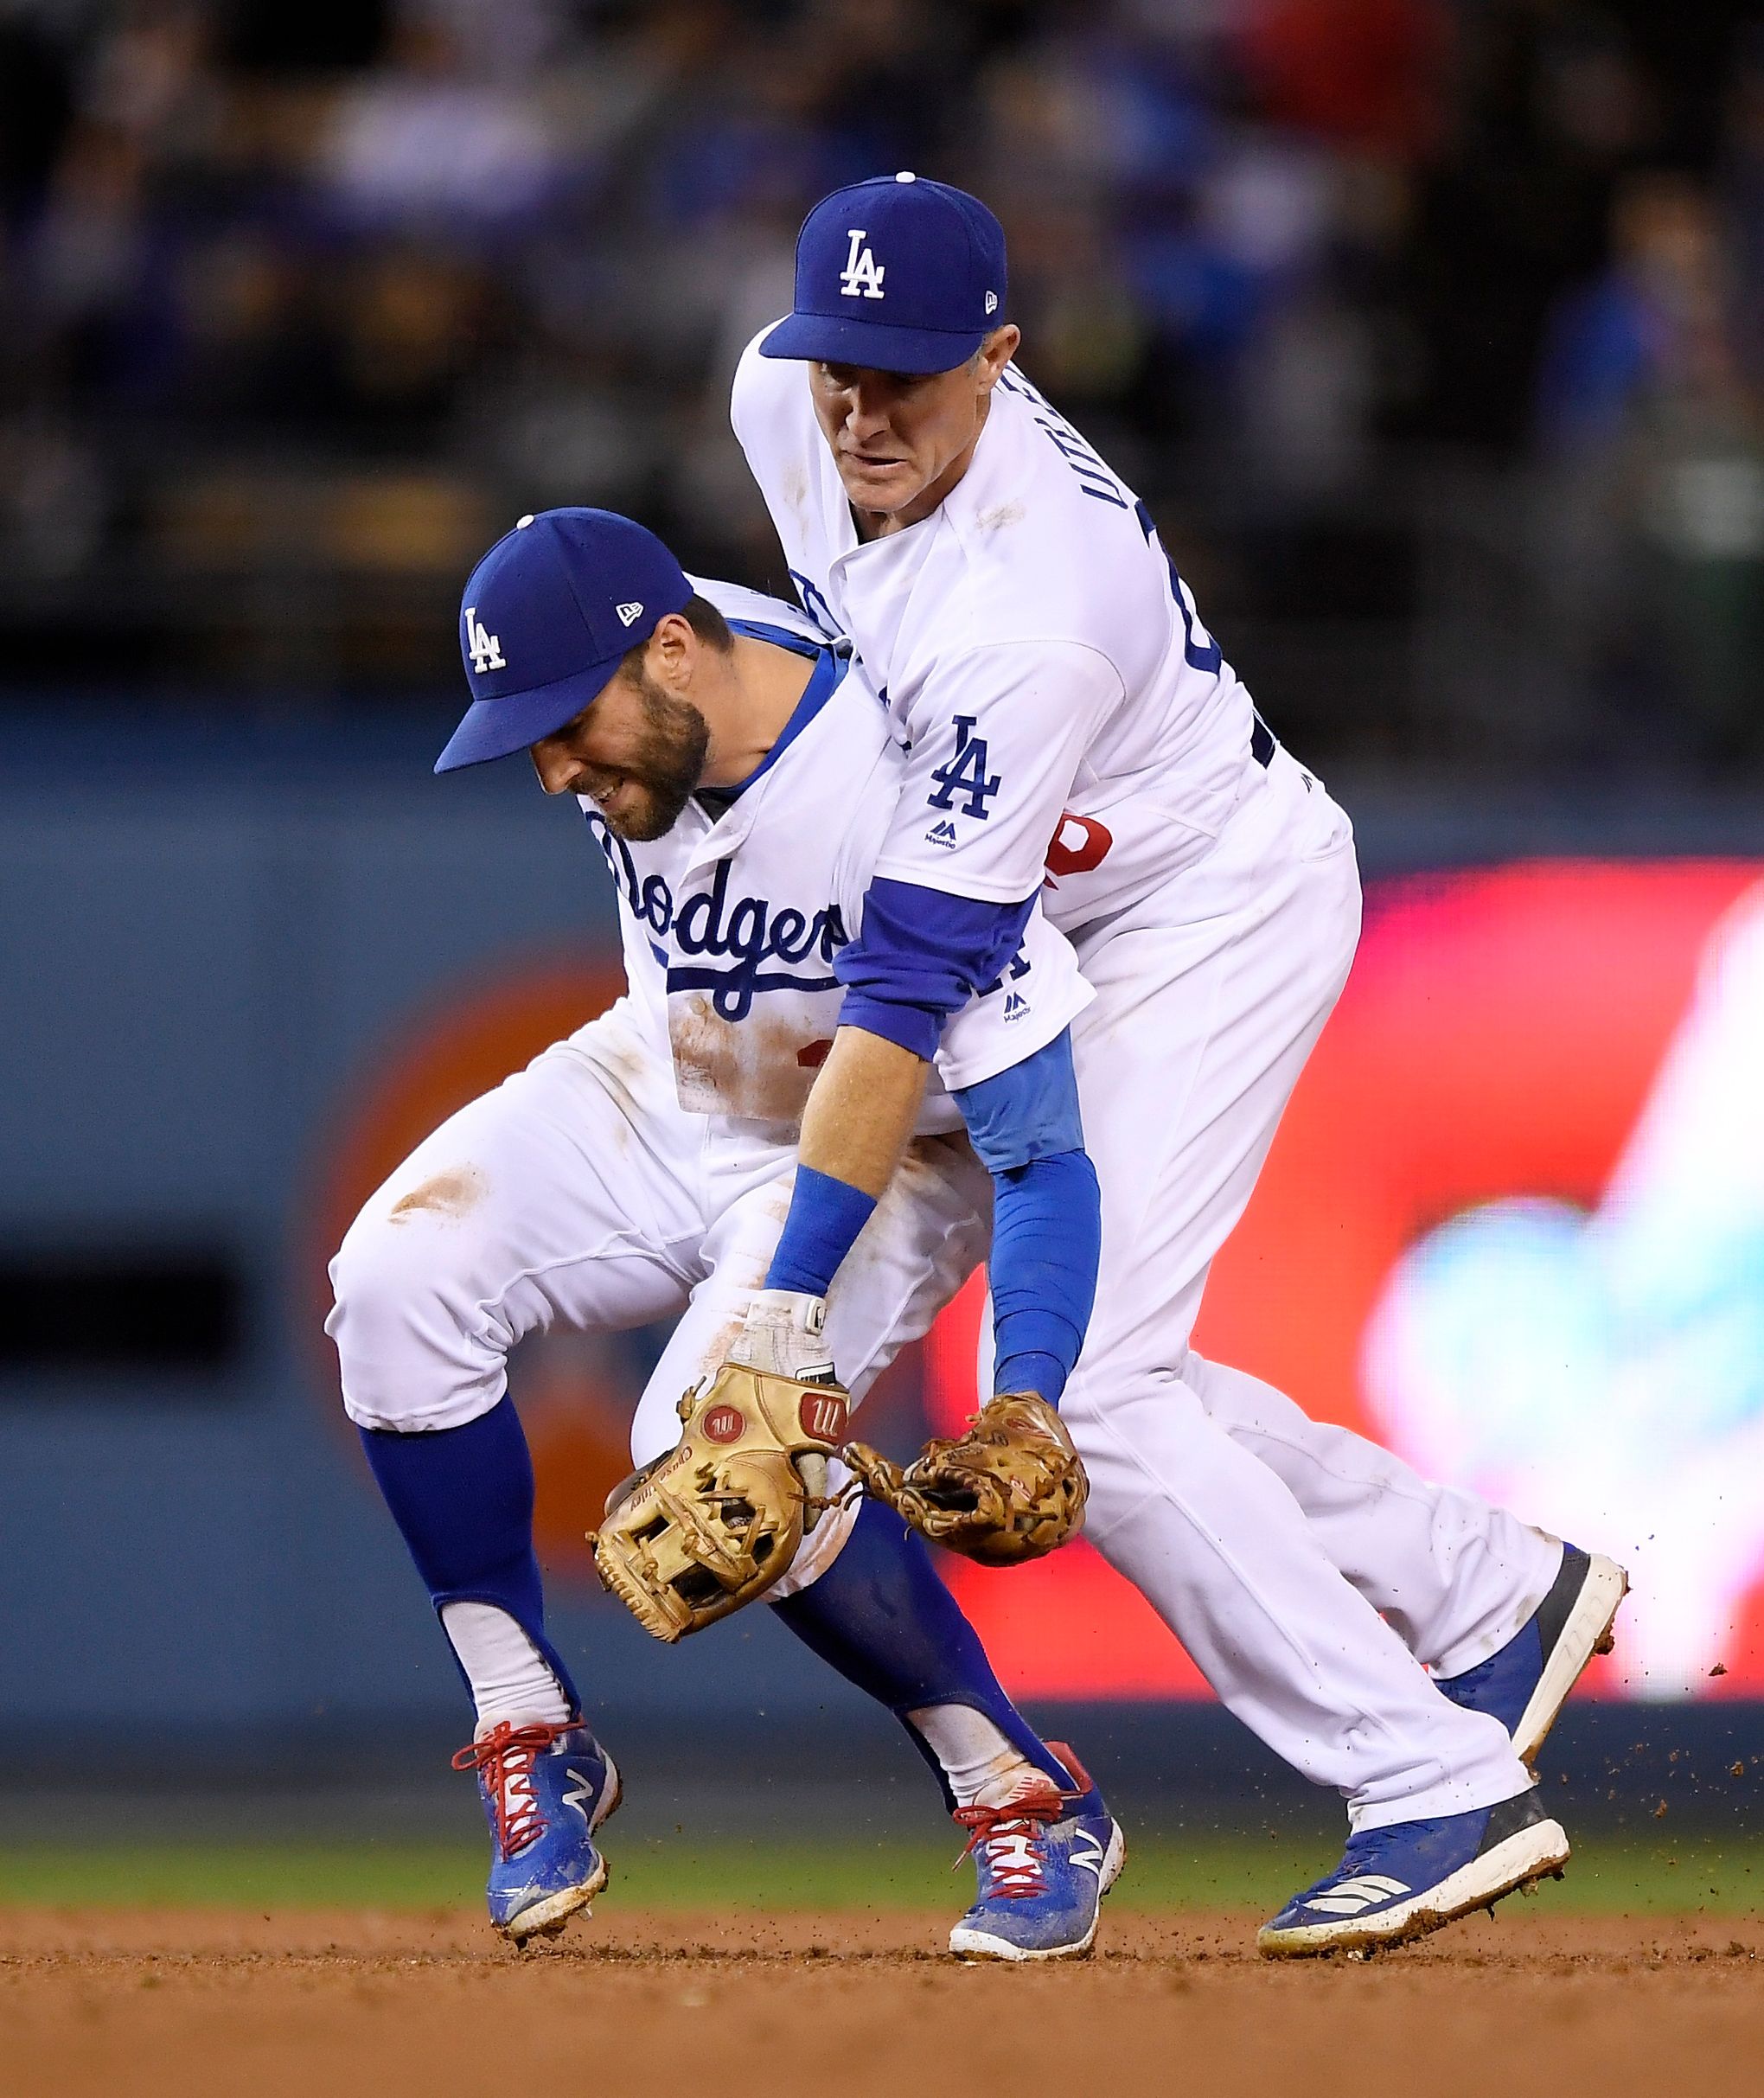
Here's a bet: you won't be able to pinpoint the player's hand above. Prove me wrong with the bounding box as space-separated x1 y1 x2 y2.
588 1360 852 1641
842 1391 1088 1566
725 1288 835 1379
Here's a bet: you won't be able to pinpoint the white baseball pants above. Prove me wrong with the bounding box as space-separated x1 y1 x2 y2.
1058 746 1553 1828
326 1002 990 1591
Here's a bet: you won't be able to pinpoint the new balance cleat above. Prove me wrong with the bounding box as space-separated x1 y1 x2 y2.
1437 1542 1628 1765
453 1717 622 1942
948 1741 1126 1962
1257 1787 1569 1959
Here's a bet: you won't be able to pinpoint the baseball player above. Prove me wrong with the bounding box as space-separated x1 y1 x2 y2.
723 173 1629 1956
328 507 1119 1962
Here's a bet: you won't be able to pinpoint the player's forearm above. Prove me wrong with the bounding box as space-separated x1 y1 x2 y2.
985 1150 1100 1403
796 1024 930 1197
745 1027 926 1366
751 879 1025 1340
952 1029 1099 1406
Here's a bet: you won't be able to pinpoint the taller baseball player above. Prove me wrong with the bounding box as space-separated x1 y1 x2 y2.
721 174 1628 1956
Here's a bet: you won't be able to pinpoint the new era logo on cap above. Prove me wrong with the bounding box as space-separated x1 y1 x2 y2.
617 601 643 626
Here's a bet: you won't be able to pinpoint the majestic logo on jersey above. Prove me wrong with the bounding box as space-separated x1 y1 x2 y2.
616 600 643 627
1002 990 1029 1021
925 716 1000 821
839 228 885 300
464 606 506 673
587 816 848 1023
924 819 959 848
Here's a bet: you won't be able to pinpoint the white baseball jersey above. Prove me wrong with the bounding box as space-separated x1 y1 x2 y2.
725 336 1559 1831
581 578 1090 1130
731 335 1262 932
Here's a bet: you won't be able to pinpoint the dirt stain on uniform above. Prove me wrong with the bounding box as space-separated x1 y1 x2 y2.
389 1165 488 1223
671 996 821 1128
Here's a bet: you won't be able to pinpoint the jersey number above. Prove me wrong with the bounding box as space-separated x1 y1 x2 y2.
789 569 841 642
1136 501 1222 675
1045 811 1113 882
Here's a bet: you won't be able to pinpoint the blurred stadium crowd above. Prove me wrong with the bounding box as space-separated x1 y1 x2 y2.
1 0 1761 767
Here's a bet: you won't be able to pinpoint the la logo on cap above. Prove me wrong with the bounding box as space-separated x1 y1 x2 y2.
464 605 505 673
839 228 885 301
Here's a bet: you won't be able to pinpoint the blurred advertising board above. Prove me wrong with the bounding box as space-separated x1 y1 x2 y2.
927 862 1764 1701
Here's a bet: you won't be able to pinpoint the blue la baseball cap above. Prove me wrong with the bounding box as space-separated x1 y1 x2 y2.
435 509 694 773
760 172 1007 374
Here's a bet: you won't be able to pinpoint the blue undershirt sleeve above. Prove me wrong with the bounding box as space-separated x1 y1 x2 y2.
834 877 1036 1062
765 1165 878 1297
951 1031 1101 1407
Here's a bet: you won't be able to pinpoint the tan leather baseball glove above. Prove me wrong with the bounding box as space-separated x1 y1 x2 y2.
588 1362 851 1642
842 1391 1087 1565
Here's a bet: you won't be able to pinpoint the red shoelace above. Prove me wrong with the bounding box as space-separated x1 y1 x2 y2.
952 1783 1066 1900
452 1719 576 1860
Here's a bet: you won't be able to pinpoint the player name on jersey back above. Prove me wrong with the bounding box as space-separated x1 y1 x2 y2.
731 337 1267 934
581 579 1089 1130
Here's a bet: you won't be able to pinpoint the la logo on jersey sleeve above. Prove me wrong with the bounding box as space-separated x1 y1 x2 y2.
925 715 1000 821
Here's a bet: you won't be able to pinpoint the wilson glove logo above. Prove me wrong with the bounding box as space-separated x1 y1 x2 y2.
799 1391 849 1443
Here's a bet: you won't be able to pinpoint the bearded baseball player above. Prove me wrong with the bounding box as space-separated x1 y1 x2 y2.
719 173 1629 1957
329 507 1118 1962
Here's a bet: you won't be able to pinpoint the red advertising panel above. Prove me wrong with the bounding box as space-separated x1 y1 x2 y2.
926 863 1764 1700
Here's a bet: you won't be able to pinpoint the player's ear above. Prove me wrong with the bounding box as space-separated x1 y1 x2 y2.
643 611 696 691
976 324 1019 389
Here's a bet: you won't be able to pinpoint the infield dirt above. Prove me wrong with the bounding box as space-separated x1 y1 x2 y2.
3 1907 1759 2098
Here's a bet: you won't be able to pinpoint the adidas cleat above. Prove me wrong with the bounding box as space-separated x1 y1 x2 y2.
453 1717 622 1942
1257 1788 1569 1959
948 1741 1126 1963
1437 1542 1629 1765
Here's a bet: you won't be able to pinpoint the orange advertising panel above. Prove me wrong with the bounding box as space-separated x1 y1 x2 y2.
927 863 1764 1700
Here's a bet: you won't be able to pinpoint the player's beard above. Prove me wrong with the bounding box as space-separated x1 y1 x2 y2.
596 675 712 841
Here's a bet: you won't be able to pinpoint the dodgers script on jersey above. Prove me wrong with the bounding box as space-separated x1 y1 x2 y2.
731 337 1262 931
581 578 1090 1128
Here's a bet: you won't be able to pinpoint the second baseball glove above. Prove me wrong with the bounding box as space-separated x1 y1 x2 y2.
842 1391 1087 1566
589 1362 851 1642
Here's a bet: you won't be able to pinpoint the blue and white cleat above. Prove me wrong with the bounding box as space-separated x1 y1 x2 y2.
948 1741 1126 1962
452 1717 622 1943
1437 1542 1629 1765
1257 1787 1569 1959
